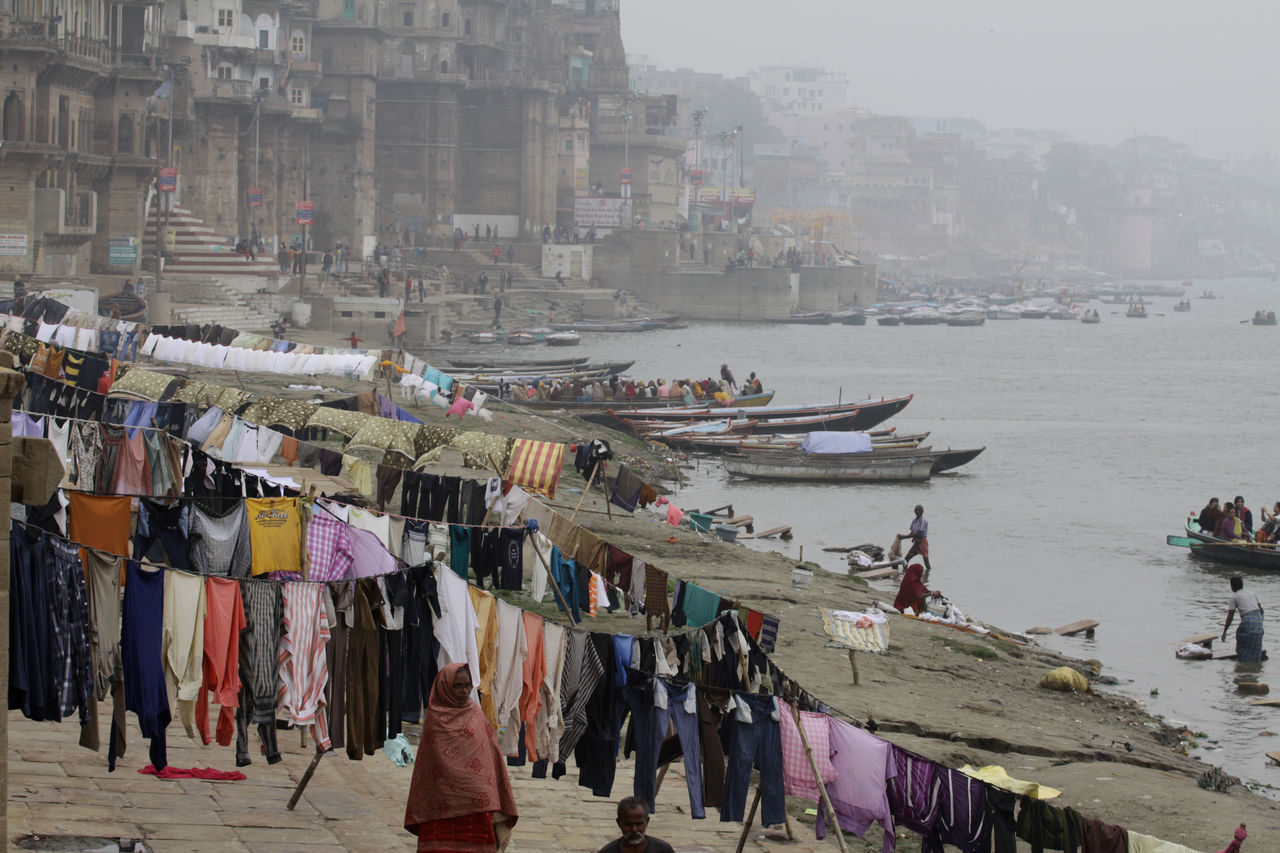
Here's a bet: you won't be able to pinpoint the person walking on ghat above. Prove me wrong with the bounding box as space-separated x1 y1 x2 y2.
405 664 517 851
492 294 503 329
1223 577 1265 664
898 504 932 579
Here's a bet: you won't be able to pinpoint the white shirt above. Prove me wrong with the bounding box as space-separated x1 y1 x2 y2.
1231 589 1263 614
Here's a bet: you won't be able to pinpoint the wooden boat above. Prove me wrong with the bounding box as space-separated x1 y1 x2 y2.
1046 307 1077 320
546 331 581 346
505 331 539 345
1167 520 1280 570
765 312 832 325
945 312 986 326
985 308 1021 320
633 408 872 437
546 315 678 332
448 356 588 369
1198 290 1216 299
599 394 913 432
512 390 775 412
466 331 500 344
1252 311 1276 326
834 311 867 326
901 311 945 325
1018 307 1048 319
99 290 148 322
931 447 985 473
663 429 929 453
876 316 901 326
1125 302 1148 318
1172 300 1191 312
723 446 936 482
1080 310 1101 324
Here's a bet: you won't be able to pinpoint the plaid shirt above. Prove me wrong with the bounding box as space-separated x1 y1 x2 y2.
305 515 354 582
51 538 94 723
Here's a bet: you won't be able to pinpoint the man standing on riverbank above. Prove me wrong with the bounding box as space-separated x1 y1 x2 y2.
900 504 932 579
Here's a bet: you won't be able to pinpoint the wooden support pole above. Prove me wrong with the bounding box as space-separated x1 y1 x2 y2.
287 746 325 810
734 786 763 853
791 701 849 853
847 648 859 686
528 531 579 625
654 761 671 796
598 460 613 520
568 461 600 522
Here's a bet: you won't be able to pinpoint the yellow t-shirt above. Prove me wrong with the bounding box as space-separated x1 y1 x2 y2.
247 497 304 575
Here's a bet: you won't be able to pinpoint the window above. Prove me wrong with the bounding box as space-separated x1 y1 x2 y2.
116 113 134 154
259 29 269 49
441 11 449 27
216 9 233 27
342 0 354 20
463 18 471 34
216 65 233 79
290 33 305 55
289 87 304 105
402 6 413 26
259 77 270 90
564 138 573 152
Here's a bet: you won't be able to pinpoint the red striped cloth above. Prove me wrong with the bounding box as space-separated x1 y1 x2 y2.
506 439 565 500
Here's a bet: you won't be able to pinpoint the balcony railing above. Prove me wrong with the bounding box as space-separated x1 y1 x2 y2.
205 78 254 100
55 36 112 64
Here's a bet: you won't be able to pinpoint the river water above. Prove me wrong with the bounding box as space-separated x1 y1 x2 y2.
559 276 1280 787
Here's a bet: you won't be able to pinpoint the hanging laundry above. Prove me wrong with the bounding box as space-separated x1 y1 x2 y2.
345 580 381 759
758 614 779 653
609 465 645 512
573 633 619 797
779 706 838 800
349 526 395 579
195 577 244 748
556 628 604 771
188 503 251 579
547 511 581 557
665 502 684 526
644 565 672 632
301 513 354 582
549 546 581 622
626 674 706 819
67 493 132 562
926 767 992 853
468 585 500 728
680 583 723 628
518 611 545 762
816 717 897 848
83 548 125 757
506 438 565 500
245 497 305 575
887 746 944 840
432 566 480 698
162 571 208 738
448 525 471 579
494 599 529 755
497 527 525 591
277 582 332 751
237 580 282 766
721 693 786 827
1079 816 1127 853
819 606 891 653
1015 797 1081 853
576 528 607 574
121 562 172 771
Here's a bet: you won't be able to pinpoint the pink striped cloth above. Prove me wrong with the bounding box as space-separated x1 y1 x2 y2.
277 582 331 750
778 707 838 800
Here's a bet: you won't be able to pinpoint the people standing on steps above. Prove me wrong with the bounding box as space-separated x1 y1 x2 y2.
492 244 501 265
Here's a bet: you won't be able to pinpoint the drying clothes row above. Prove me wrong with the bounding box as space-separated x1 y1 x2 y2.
4 336 538 486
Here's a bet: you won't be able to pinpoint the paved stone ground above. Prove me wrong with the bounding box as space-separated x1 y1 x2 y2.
7 710 846 852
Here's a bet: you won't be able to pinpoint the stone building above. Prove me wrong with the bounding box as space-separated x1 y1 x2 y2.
0 0 165 276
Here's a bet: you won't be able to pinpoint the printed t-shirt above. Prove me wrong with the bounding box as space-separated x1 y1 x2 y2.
246 497 304 575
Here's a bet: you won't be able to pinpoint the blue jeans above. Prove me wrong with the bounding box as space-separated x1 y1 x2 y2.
720 693 785 826
625 673 705 818
121 330 139 361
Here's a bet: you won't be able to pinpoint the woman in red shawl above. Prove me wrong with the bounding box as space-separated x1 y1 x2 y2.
405 663 518 852
892 563 940 614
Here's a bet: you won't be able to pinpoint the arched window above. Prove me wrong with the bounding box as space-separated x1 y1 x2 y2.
116 113 134 154
441 11 449 27
440 59 448 73
2 91 24 141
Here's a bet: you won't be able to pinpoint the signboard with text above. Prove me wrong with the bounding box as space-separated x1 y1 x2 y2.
108 238 138 266
574 196 630 228
0 233 28 256
690 169 703 186
159 168 178 192
295 200 314 225
619 167 633 185
247 187 263 207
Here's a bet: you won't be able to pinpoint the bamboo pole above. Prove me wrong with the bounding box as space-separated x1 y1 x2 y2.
568 460 599 522
528 530 579 625
734 786 763 853
597 460 613 520
287 746 325 810
791 701 849 853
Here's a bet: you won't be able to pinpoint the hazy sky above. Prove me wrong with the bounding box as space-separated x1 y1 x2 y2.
621 0 1279 158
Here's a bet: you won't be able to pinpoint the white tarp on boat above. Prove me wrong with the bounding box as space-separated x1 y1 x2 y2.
801 431 872 454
